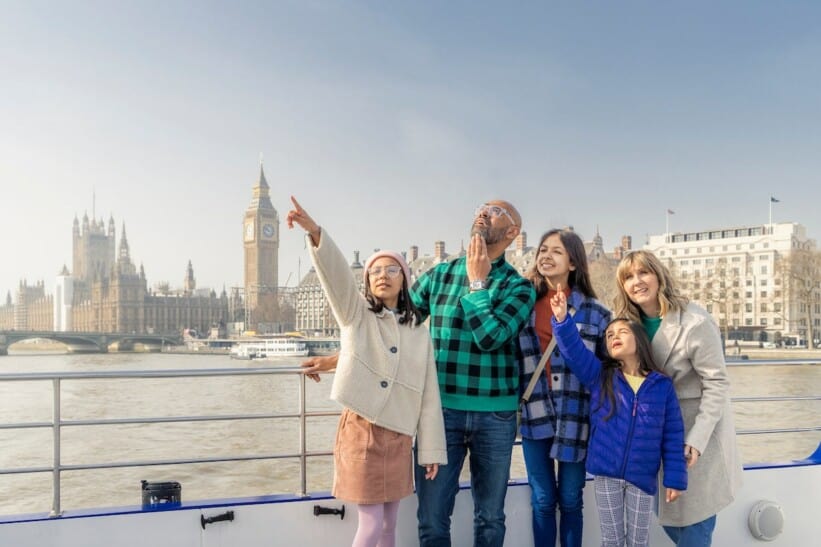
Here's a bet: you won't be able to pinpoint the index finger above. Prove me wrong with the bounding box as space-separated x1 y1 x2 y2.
290 195 304 212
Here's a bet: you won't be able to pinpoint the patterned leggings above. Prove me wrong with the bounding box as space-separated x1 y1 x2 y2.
593 476 653 547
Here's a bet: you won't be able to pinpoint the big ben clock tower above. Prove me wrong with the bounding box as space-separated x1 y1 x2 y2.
243 164 279 328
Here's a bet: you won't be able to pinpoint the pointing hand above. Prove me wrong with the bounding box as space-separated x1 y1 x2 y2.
286 196 321 245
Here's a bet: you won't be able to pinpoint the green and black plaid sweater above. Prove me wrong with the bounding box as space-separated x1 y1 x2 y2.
411 255 536 411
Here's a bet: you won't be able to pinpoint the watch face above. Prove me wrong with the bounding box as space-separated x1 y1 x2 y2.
263 223 275 238
245 221 254 241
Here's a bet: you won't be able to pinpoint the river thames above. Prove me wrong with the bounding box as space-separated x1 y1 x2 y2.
0 351 818 516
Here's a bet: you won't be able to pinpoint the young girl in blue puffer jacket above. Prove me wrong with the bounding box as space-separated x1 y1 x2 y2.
550 285 687 547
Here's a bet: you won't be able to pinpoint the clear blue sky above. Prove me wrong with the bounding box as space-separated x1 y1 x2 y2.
2 1 819 298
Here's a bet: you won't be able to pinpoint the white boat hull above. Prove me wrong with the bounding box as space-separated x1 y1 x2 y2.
2 456 818 546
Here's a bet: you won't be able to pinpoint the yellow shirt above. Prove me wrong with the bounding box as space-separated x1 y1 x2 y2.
623 371 645 393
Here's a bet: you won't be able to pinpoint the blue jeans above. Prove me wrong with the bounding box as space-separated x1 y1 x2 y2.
521 437 586 547
415 408 517 547
663 515 717 547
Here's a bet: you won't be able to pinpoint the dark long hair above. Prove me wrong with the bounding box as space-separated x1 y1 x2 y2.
526 229 597 300
598 318 664 421
364 274 422 326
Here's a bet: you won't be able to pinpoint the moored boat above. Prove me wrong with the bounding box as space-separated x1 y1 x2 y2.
229 336 310 360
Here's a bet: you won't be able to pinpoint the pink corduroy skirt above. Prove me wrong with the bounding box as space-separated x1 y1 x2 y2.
332 408 413 504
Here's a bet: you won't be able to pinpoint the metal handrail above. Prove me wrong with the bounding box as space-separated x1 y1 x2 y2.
0 366 327 517
0 361 818 517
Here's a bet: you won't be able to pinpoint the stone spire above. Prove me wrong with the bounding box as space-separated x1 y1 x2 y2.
184 259 196 294
119 224 131 261
249 163 275 210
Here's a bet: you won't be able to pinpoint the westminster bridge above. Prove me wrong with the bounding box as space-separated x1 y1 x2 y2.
0 330 183 356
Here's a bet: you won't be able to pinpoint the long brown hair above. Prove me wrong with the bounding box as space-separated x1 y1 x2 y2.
526 229 597 300
613 250 688 322
598 318 664 420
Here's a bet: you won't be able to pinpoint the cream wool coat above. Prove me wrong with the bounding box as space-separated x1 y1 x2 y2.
654 303 743 527
308 232 447 465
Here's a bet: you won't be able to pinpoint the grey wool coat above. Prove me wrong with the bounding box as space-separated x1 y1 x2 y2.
653 303 743 527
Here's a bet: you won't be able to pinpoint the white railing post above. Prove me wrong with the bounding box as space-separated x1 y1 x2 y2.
50 378 62 517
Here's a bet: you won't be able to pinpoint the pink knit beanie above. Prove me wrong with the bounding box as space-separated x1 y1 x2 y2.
364 250 412 287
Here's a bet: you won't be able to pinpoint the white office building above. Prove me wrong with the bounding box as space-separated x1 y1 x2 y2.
645 222 819 344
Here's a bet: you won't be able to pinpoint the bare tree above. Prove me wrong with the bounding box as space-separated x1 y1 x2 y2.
589 259 618 310
705 260 746 342
779 248 821 347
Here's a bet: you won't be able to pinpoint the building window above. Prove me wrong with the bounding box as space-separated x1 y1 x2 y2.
760 291 767 298
746 279 752 286
760 318 768 326
746 292 753 298
745 303 753 312
733 304 740 312
774 303 782 312
761 279 768 286
774 317 782 325
745 318 753 326
760 303 767 312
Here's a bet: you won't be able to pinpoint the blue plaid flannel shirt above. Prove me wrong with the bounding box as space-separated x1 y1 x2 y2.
516 289 611 462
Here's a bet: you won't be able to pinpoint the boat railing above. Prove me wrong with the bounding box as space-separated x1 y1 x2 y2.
0 359 818 518
0 366 326 517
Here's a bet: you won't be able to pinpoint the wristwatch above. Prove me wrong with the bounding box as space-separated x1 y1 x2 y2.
469 279 488 291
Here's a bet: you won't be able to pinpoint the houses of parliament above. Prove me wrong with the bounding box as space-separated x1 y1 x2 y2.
0 166 283 336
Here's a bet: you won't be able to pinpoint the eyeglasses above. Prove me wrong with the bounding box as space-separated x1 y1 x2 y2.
367 265 403 278
474 204 514 224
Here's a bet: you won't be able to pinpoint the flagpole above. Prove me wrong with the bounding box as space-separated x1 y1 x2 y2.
769 198 772 232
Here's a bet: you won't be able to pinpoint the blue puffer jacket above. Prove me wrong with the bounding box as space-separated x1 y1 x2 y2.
552 316 687 495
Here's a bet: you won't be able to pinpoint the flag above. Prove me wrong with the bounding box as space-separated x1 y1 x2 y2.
770 196 780 203
667 209 675 215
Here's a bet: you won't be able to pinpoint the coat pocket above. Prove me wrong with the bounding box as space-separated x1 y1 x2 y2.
336 410 372 461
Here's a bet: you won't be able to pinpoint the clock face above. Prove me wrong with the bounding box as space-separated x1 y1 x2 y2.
245 221 254 241
263 223 275 238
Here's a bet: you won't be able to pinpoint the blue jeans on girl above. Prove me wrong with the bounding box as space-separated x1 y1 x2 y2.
521 436 587 547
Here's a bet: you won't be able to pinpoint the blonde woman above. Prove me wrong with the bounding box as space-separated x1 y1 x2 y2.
613 250 742 547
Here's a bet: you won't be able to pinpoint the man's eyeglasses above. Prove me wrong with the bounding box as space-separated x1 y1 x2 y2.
367 265 403 278
475 204 514 224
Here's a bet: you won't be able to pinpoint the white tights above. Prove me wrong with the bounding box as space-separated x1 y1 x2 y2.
351 501 401 547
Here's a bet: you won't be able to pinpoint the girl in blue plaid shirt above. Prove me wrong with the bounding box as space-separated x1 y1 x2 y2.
516 229 611 547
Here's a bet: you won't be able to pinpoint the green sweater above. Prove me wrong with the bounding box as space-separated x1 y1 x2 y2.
411 255 535 411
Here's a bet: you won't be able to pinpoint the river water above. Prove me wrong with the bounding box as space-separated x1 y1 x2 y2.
0 351 818 516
